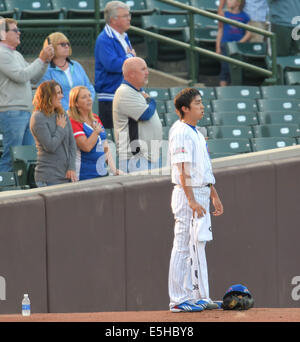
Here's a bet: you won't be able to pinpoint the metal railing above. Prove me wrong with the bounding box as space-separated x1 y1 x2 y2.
139 0 276 84
15 0 277 84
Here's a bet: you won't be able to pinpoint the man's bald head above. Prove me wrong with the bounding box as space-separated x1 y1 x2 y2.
123 57 144 77
122 57 149 90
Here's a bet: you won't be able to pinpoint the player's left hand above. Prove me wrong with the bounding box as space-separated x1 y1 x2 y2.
189 199 206 218
212 197 224 216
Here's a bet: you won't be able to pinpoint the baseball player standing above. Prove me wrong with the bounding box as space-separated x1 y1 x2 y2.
168 88 224 312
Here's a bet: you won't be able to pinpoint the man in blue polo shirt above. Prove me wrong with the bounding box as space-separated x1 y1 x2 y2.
94 1 136 129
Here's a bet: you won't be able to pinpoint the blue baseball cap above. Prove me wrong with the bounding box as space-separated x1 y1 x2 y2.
223 284 252 299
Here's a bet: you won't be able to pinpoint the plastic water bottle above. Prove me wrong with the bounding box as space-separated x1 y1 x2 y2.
22 294 31 316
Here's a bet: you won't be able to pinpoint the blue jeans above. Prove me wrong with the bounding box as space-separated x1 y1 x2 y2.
0 110 35 172
220 44 231 83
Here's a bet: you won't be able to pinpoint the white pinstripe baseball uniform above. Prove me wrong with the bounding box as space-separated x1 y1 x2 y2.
168 120 215 309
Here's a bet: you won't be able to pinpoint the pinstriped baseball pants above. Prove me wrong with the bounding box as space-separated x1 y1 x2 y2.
168 186 211 308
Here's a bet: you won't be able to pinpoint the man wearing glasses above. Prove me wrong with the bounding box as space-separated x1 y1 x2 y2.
0 18 54 172
94 1 136 129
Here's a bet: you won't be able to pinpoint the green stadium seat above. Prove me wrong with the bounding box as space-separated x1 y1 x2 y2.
211 111 258 126
226 41 267 57
183 25 220 77
257 111 300 125
256 99 300 112
52 0 96 19
207 138 252 156
285 71 300 86
105 128 114 142
10 145 38 188
207 125 254 139
252 124 300 138
196 87 216 100
164 99 176 113
162 126 170 140
164 112 178 127
267 55 300 85
0 130 3 156
197 126 208 137
260 85 300 99
0 0 16 17
198 112 213 127
251 137 297 152
211 99 258 113
5 0 61 19
92 98 99 116
168 86 185 99
209 152 238 159
155 100 166 114
202 100 212 114
225 41 267 85
190 0 219 13
147 87 171 101
193 13 218 28
158 113 166 126
215 86 261 100
145 0 190 14
0 172 23 192
141 14 189 67
168 87 216 100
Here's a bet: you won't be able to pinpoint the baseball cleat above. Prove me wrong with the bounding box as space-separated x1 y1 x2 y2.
170 300 206 313
196 299 221 310
213 301 223 309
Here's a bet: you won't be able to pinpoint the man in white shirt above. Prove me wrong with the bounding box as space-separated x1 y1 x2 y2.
113 57 162 173
168 88 224 312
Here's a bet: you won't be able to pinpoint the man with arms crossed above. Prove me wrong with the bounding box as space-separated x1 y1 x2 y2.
168 88 224 312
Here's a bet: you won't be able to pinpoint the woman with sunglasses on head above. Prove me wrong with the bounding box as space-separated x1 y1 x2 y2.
38 32 95 112
30 80 77 186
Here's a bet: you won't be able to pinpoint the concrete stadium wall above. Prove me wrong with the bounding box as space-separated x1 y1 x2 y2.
0 153 300 314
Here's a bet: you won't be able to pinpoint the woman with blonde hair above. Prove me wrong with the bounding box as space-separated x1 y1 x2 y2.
30 80 77 186
38 32 95 111
68 86 121 180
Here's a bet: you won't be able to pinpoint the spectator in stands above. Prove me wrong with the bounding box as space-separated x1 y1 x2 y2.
0 18 54 172
216 0 251 86
30 80 77 186
94 1 136 129
68 86 121 180
218 0 269 43
113 57 162 173
39 32 95 112
267 0 300 56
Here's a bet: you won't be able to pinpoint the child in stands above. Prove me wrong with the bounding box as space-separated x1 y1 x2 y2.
216 0 251 86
